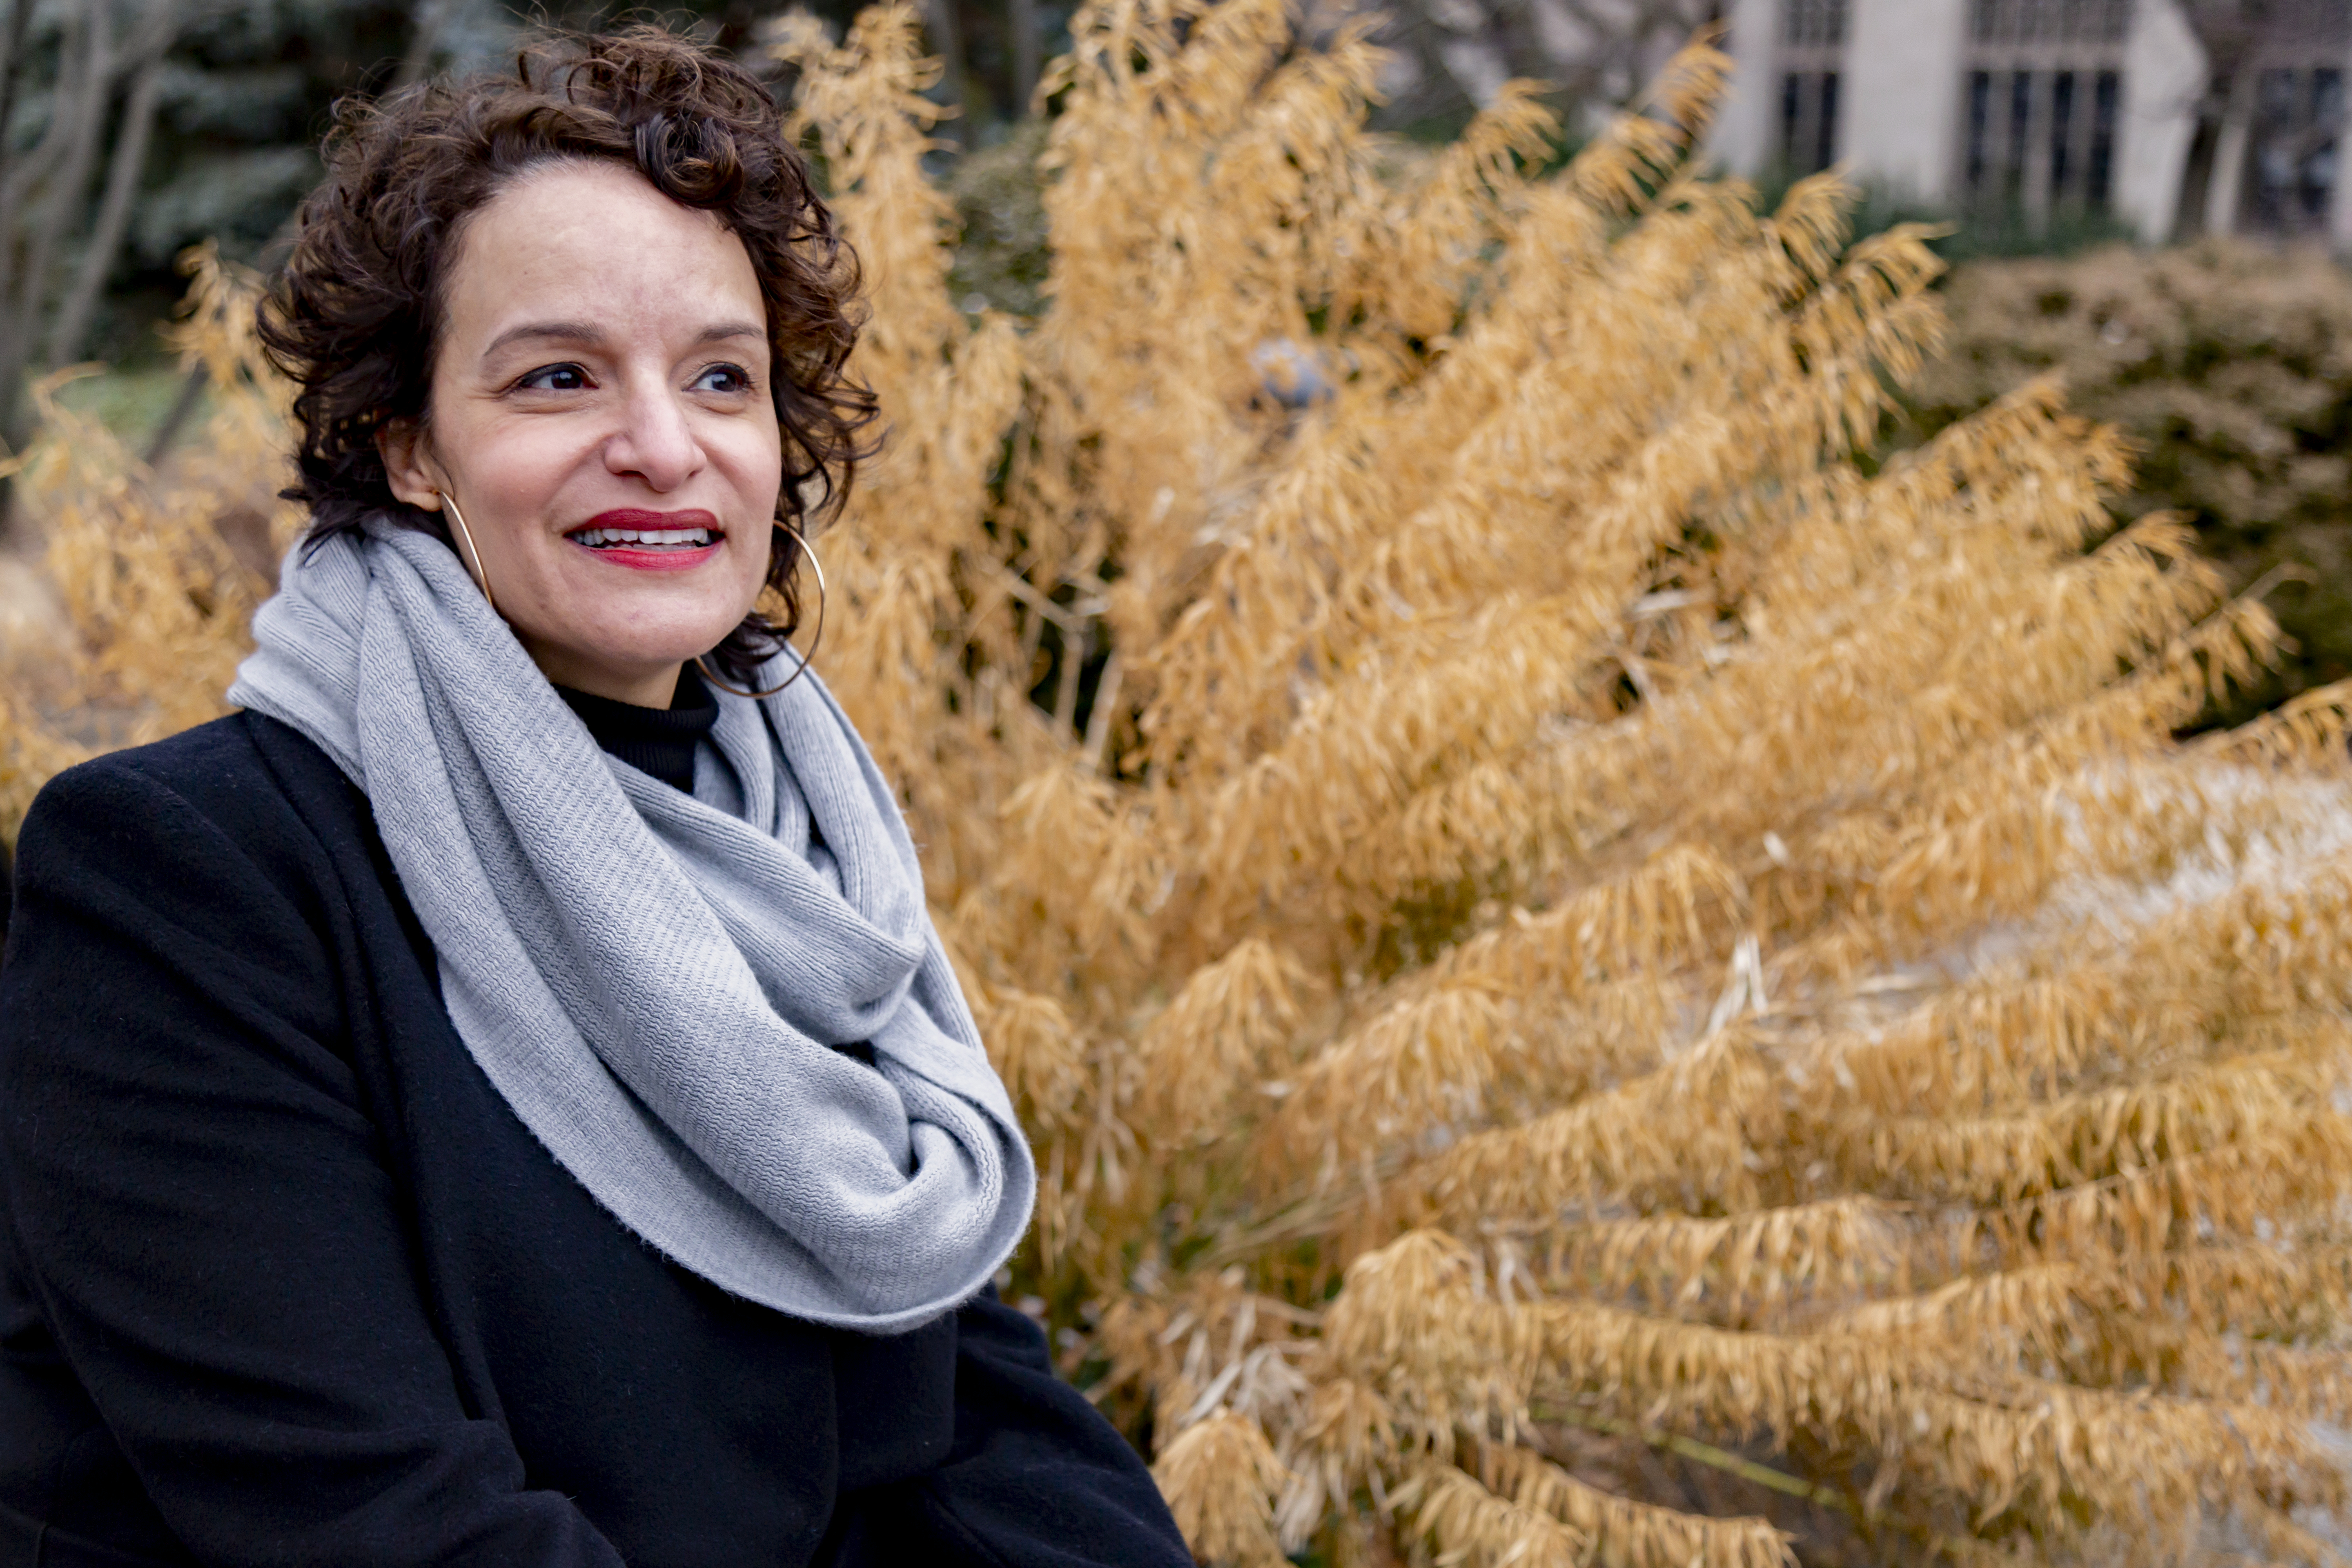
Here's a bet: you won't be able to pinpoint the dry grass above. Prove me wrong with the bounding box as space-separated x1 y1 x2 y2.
7 7 2352 1564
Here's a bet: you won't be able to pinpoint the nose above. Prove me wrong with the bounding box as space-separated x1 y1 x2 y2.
601 373 703 492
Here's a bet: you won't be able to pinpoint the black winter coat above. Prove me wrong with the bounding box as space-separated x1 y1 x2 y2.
0 713 1189 1568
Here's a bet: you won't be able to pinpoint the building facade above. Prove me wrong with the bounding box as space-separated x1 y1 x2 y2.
1704 0 2352 246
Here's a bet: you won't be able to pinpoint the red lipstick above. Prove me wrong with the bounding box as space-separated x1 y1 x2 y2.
565 509 723 573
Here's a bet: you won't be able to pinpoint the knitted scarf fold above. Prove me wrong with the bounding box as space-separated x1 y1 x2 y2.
230 517 1034 1332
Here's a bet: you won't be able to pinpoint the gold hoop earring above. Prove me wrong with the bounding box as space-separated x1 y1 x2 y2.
698 523 827 700
434 489 495 614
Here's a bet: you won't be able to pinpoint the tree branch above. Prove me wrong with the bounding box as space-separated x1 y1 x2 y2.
46 14 174 368
0 0 112 455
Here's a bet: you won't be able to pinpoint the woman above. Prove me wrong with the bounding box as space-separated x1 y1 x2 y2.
0 29 1191 1568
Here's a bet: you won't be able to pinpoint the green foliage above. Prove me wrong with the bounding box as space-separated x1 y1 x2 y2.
49 362 208 441
1908 240 2352 724
943 118 1051 316
1742 167 2141 266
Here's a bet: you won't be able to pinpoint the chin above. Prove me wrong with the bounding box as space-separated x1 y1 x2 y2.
562 608 748 666
602 632 744 669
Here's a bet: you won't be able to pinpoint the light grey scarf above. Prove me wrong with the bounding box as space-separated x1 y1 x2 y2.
230 516 1034 1332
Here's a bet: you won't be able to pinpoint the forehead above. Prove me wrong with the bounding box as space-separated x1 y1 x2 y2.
440 160 765 348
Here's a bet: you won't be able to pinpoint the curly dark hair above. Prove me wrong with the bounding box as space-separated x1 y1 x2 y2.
259 24 872 673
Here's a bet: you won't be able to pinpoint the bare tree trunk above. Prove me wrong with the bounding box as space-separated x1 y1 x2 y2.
141 360 207 469
0 0 33 373
45 48 168 368
0 7 96 314
0 0 112 467
0 0 31 540
1373 4 1480 127
392 0 452 94
2203 59 2256 236
15 4 112 327
920 0 971 139
2174 109 2221 240
2167 0 2321 240
1009 0 1040 114
0 0 35 227
1481 0 1555 90
28 4 114 299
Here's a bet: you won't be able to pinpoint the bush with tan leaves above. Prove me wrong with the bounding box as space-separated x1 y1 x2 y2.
7 7 2352 1564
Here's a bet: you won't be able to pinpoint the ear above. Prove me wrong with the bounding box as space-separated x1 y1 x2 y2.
376 416 444 512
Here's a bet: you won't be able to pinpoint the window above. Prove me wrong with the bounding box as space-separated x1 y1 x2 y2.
1780 71 1840 174
1968 0 2129 46
2089 69 2118 206
1783 0 1846 47
1958 0 2132 221
1778 0 1845 174
2232 2 2352 237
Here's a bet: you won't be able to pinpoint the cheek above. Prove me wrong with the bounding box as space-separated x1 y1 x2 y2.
463 424 582 539
731 428 786 515
740 527 779 600
719 425 786 588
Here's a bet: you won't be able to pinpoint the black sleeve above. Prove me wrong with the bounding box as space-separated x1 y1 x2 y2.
829 1293 1193 1568
0 754 623 1567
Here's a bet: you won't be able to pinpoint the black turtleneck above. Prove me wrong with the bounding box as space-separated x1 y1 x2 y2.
556 665 719 793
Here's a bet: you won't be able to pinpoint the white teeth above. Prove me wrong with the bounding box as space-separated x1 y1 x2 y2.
573 527 715 548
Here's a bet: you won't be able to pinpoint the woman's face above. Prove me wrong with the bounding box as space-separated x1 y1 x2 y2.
379 159 783 706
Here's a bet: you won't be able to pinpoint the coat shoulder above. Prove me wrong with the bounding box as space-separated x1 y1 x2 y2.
22 712 359 870
7 712 374 968
38 711 346 826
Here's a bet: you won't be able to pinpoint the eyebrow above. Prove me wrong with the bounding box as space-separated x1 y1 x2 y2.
480 320 767 358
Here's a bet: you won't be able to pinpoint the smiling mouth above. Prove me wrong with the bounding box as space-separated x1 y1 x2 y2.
569 525 716 550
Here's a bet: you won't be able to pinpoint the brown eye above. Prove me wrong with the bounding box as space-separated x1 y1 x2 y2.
692 363 753 394
518 363 589 392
